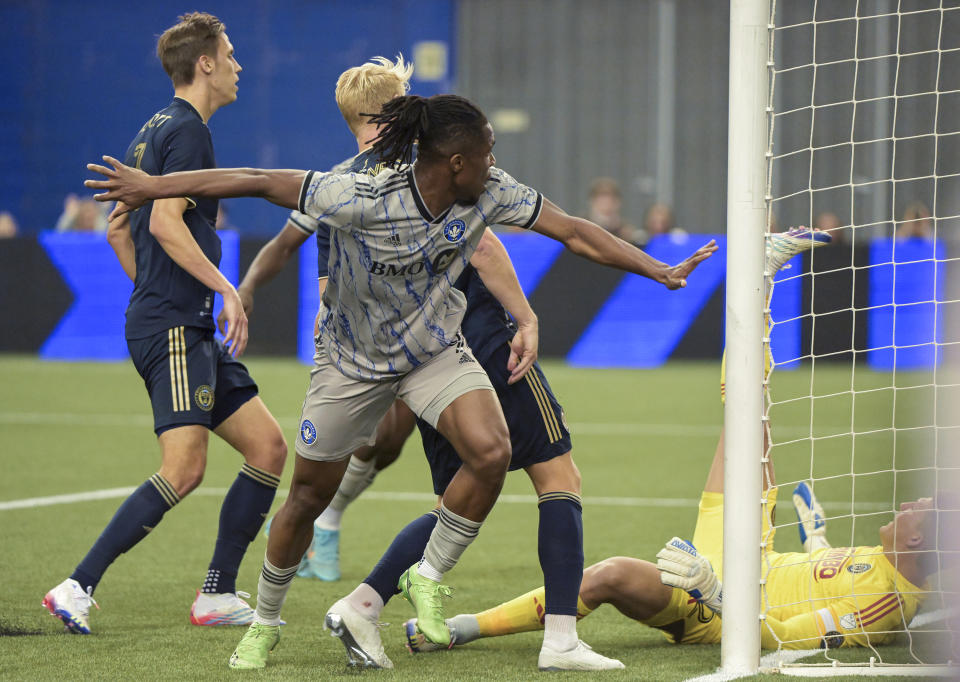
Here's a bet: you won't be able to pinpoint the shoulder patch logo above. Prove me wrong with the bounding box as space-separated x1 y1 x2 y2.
300 419 317 445
194 385 215 411
839 613 857 629
443 219 466 243
847 562 872 574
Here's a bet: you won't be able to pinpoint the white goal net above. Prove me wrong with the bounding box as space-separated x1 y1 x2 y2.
752 0 960 676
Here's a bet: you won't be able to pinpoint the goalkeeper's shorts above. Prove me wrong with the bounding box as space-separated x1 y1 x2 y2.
642 488 779 644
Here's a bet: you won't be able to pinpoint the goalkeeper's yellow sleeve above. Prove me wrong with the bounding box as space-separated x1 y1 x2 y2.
761 595 908 650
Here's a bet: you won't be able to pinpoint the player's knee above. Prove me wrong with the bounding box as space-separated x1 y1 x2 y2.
167 466 205 497
244 425 287 474
370 432 405 468
286 483 329 520
581 556 632 604
471 436 511 482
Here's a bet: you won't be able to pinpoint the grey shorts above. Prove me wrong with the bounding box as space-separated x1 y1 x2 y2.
295 336 493 462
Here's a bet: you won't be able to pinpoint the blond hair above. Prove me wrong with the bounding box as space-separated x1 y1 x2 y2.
335 55 414 135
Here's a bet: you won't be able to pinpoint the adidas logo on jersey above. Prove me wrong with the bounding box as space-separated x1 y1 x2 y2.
383 234 402 247
458 353 475 364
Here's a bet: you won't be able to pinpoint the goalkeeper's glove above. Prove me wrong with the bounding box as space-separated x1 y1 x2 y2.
792 482 831 553
656 537 723 615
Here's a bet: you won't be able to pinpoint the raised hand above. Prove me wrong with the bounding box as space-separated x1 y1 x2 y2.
656 537 723 614
85 156 154 213
662 239 719 290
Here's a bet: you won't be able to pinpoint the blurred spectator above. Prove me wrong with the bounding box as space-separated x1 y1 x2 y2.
642 201 687 243
55 194 108 233
587 177 642 244
0 211 19 238
814 211 848 245
897 201 934 239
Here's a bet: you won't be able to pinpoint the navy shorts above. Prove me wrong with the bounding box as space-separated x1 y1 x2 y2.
127 326 258 435
417 343 572 495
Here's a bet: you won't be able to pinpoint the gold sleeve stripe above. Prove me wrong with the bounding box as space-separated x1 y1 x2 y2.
524 371 562 443
149 473 181 508
177 326 190 411
168 328 181 412
241 463 281 489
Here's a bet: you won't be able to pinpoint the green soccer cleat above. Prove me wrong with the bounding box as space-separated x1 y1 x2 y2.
228 622 280 670
398 564 453 647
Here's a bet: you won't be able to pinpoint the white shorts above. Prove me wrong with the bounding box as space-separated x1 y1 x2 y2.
295 335 493 462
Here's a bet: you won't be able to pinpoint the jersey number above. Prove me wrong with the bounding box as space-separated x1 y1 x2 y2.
133 143 146 169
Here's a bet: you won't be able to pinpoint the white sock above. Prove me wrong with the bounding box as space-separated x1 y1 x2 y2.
416 558 444 583
345 582 384 620
315 506 343 531
316 456 378 530
542 614 578 652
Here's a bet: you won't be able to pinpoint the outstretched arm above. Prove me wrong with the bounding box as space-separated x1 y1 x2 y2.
85 156 307 215
470 228 538 384
234 220 311 315
531 198 717 289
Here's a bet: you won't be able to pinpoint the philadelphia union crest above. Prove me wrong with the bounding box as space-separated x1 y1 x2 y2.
300 419 317 445
443 219 466 243
194 385 214 411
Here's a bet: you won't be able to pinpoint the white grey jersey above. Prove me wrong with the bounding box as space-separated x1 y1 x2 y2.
287 149 393 239
298 165 543 380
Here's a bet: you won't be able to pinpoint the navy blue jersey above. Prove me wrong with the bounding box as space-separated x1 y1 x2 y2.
453 265 516 363
123 98 221 339
286 148 393 279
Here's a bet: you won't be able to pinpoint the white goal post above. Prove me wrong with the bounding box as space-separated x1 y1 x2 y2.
723 0 959 677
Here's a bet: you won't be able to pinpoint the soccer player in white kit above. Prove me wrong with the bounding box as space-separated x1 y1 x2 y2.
86 93 718 669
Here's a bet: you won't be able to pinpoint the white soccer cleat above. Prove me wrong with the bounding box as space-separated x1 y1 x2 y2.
793 482 831 553
766 226 832 276
538 640 625 671
190 590 255 626
324 598 393 669
42 578 98 634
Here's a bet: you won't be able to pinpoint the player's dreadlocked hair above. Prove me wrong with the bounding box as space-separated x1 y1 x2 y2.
365 95 488 166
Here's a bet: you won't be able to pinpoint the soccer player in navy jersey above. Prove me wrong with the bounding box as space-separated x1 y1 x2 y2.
42 13 287 635
86 93 718 669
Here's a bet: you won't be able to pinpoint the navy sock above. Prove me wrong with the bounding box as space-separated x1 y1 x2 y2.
71 474 180 595
363 510 439 604
203 464 280 594
538 493 584 617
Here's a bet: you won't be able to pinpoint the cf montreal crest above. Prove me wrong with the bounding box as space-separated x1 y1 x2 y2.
443 219 466 243
300 419 317 445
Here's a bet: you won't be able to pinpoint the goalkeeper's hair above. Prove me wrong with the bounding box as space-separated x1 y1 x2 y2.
365 94 488 167
335 55 413 137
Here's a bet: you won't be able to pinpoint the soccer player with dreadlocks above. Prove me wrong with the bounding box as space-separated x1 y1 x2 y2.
86 93 718 670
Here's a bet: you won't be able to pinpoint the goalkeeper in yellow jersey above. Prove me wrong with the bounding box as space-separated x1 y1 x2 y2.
406 423 944 653
404 227 952 654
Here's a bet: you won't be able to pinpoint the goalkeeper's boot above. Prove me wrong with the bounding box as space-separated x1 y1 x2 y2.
263 516 310 576
300 527 341 581
324 598 393 669
404 618 456 653
42 578 98 634
538 640 625 671
766 226 832 275
398 564 453 646
228 622 280 670
793 482 831 552
190 589 255 626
